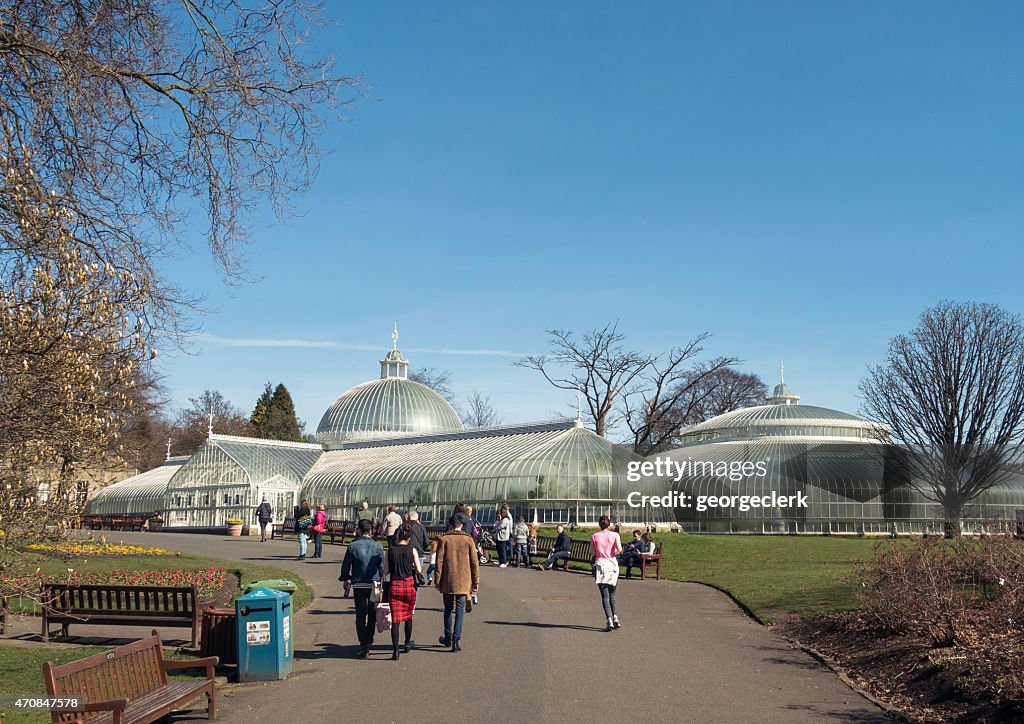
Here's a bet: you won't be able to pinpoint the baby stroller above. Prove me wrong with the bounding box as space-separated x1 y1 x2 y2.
477 530 494 565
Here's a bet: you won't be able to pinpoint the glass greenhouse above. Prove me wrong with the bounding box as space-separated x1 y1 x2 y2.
88 346 1024 534
305 419 653 525
89 457 188 516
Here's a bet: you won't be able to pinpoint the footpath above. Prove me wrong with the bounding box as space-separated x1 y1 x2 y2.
5 532 890 722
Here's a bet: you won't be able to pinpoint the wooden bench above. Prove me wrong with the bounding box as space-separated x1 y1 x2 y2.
42 584 205 647
43 630 217 723
325 519 354 544
271 517 296 541
639 542 662 580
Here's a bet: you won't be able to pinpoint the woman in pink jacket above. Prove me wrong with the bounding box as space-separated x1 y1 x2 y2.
311 503 328 559
590 515 623 631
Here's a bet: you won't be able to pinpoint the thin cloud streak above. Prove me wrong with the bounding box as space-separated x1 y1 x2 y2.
197 333 528 357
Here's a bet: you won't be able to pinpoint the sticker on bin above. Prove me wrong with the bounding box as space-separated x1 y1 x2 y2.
283 616 290 641
246 620 271 645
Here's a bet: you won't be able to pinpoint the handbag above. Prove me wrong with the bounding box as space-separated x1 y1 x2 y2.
311 523 326 534
414 571 427 587
369 580 382 604
375 602 392 633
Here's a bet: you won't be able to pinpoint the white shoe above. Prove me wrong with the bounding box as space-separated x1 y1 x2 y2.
613 616 621 629
499 564 507 568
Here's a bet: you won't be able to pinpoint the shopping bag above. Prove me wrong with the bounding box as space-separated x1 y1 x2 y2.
375 602 392 633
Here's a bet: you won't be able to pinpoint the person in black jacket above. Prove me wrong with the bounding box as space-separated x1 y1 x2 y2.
294 499 312 560
537 524 572 570
255 496 273 542
407 511 430 564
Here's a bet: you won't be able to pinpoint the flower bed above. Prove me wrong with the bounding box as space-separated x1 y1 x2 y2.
26 542 177 558
1 566 226 602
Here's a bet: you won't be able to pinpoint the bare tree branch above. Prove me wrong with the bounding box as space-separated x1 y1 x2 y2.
861 300 1024 533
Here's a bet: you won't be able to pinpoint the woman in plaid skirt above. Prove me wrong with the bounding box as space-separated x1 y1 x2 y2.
383 523 422 660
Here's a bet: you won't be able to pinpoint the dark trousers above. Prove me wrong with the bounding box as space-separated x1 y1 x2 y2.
543 549 570 569
353 588 377 647
618 552 641 573
515 541 530 567
443 594 466 640
258 521 270 541
497 540 510 565
598 583 618 620
313 532 323 558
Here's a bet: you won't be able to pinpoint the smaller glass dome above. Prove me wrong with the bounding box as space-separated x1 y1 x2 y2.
678 372 887 445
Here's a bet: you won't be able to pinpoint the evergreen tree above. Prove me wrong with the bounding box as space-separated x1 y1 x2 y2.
266 384 304 442
248 382 274 438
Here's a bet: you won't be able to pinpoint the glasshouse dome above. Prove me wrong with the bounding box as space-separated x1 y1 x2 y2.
659 374 1024 534
316 347 463 443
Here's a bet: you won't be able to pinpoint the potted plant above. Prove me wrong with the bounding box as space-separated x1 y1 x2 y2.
225 518 245 536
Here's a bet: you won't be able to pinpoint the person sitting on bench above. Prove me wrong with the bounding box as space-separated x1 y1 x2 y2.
538 524 572 570
617 530 651 579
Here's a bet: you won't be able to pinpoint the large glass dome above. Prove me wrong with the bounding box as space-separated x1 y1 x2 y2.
316 346 463 443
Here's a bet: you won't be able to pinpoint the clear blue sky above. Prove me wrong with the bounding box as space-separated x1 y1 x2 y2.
159 1 1024 439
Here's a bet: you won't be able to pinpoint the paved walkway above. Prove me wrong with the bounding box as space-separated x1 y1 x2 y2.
8 532 890 722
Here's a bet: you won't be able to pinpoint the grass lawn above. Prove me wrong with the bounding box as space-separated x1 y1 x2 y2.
537 527 900 623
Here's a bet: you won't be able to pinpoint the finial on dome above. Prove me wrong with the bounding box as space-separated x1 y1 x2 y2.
393 322 398 350
166 437 172 460
767 362 800 406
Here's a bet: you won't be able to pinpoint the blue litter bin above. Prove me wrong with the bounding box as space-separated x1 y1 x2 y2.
235 587 292 681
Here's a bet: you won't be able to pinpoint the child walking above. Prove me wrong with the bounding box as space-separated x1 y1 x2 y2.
513 516 530 568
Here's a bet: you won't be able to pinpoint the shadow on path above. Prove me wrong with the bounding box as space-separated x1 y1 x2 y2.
782 703 890 722
483 620 604 632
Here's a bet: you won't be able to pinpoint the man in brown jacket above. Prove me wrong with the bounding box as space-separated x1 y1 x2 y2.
435 516 479 652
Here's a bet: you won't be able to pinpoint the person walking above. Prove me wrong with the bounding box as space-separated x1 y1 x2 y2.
591 515 623 631
406 511 429 566
435 516 479 652
381 504 403 545
294 499 312 560
494 509 512 568
537 524 572 570
465 505 480 542
339 519 385 658
255 496 273 542
513 516 530 568
311 503 327 559
356 501 374 526
446 503 471 532
383 524 422 660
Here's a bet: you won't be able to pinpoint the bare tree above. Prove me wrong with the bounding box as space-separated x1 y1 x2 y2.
516 324 653 437
861 301 1024 534
462 390 501 428
1 0 358 339
0 0 354 577
625 356 766 456
171 390 250 456
409 367 458 406
685 368 769 421
517 323 748 444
